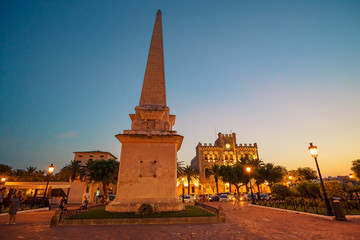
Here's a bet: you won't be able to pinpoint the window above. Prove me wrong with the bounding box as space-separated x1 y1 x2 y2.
191 187 195 193
90 155 93 157
78 155 82 157
100 155 104 158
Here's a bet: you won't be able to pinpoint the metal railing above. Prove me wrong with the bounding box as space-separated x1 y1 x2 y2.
194 202 219 215
0 197 49 213
254 196 360 215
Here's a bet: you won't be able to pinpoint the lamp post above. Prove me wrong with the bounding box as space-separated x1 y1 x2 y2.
43 164 55 207
181 177 185 203
246 167 255 204
308 143 334 216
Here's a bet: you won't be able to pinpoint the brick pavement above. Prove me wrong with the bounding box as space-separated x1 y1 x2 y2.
0 202 359 240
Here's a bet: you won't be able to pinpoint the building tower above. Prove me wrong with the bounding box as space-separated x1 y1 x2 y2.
106 10 184 213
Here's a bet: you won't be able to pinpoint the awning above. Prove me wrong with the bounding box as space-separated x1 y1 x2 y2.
4 184 71 189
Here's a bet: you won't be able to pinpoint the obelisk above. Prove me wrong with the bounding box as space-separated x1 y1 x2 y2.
106 10 184 213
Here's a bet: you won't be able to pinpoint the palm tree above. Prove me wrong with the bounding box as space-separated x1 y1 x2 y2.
67 160 82 182
182 165 199 195
248 158 264 191
177 160 184 178
206 164 221 194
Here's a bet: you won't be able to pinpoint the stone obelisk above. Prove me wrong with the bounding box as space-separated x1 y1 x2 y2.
106 10 184 213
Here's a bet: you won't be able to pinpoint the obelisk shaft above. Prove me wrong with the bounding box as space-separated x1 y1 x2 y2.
139 10 166 107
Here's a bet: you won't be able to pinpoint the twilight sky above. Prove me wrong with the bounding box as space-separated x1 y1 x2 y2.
1 0 359 177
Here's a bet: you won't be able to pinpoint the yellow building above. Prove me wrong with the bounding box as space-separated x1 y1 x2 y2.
73 150 117 166
190 132 259 195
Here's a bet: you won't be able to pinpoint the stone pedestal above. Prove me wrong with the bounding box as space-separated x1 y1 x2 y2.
106 134 184 212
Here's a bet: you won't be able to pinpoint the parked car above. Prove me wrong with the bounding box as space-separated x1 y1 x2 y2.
247 193 257 201
108 195 116 201
260 193 269 200
219 194 230 202
204 194 213 200
239 193 248 201
219 192 235 201
210 195 220 202
183 195 194 203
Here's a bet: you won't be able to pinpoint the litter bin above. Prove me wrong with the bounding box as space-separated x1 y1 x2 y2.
332 197 346 221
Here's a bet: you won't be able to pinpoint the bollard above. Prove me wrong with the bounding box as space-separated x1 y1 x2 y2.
50 210 61 227
217 206 226 222
332 197 346 221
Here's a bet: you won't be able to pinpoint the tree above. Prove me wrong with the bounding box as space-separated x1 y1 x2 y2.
249 158 264 191
256 163 286 189
182 165 199 194
10 169 26 181
67 160 82 182
0 164 13 179
351 159 360 179
88 159 119 198
271 184 291 199
289 167 317 183
205 164 222 194
177 160 184 178
219 163 249 200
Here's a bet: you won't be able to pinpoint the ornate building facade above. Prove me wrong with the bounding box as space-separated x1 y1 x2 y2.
191 132 259 195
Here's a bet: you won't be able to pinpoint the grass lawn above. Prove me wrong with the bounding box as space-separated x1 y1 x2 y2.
66 205 215 220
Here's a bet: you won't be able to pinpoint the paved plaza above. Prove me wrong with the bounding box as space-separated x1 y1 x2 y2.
0 202 359 240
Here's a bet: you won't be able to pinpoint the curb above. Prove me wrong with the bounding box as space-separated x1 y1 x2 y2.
249 204 334 220
59 216 220 225
250 204 360 220
0 207 50 216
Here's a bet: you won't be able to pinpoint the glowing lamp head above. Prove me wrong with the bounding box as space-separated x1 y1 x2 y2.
181 177 185 181
1 177 5 182
48 163 55 174
349 174 353 179
225 143 230 149
246 167 251 172
289 176 293 180
308 143 318 158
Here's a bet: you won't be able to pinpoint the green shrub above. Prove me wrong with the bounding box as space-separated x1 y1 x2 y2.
322 181 345 199
137 203 153 215
271 184 291 199
295 182 320 198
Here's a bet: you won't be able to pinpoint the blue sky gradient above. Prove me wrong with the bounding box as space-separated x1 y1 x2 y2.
1 0 359 176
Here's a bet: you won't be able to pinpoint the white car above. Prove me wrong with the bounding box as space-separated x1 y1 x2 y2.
219 194 230 202
183 195 194 203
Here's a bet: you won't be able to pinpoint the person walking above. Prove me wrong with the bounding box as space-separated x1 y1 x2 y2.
7 190 26 225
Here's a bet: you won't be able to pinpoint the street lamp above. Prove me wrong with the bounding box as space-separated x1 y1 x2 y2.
1 177 5 185
181 177 185 203
246 167 255 204
43 163 55 207
308 143 334 216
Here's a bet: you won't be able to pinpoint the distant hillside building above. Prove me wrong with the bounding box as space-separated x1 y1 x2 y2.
190 132 259 194
73 150 117 166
